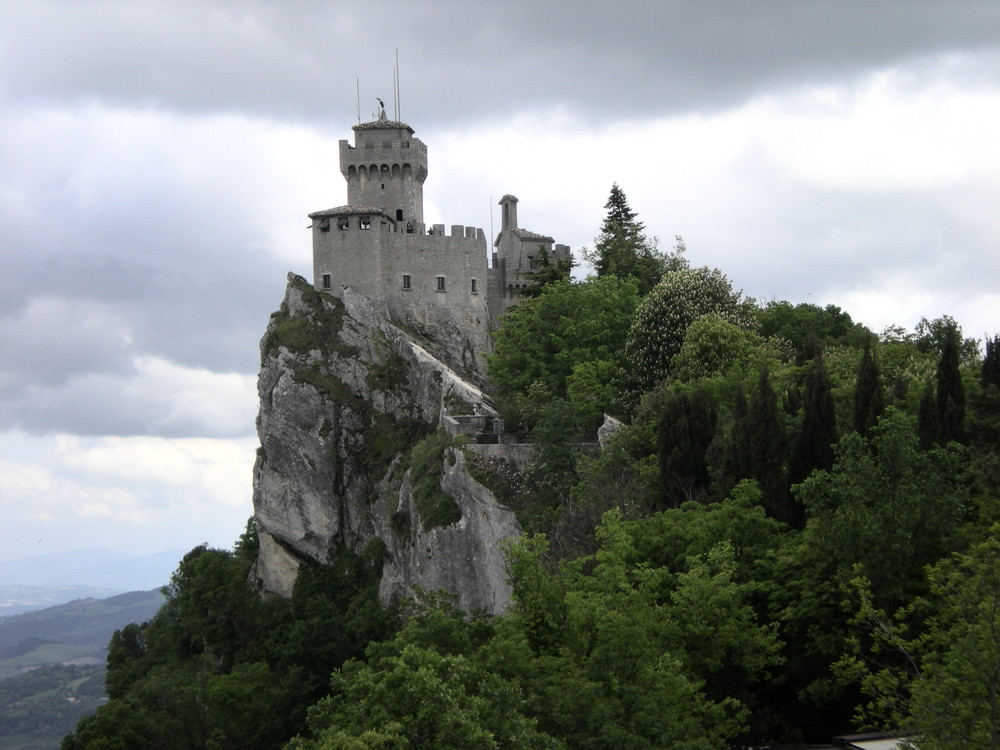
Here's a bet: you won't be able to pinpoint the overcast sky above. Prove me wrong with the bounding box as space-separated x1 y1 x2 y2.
1 0 998 569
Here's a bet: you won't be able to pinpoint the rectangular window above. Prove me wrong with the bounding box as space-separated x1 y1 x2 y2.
318 219 330 233
470 279 478 294
436 276 446 292
402 274 411 290
337 218 349 230
321 273 332 290
359 217 371 230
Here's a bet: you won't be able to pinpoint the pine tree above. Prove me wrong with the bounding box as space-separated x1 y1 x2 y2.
586 183 667 295
853 338 885 440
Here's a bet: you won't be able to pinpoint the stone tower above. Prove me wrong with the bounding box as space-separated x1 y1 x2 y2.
339 110 428 226
309 113 569 375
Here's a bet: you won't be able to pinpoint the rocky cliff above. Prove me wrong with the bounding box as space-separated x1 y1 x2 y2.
251 274 521 614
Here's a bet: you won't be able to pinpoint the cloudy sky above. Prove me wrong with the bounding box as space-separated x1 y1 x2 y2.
1 0 998 571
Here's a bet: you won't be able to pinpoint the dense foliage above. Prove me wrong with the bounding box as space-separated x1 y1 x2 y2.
67 201 1000 748
63 523 396 750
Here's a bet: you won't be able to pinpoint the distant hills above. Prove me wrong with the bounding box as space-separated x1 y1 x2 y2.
0 588 166 748
0 589 166 667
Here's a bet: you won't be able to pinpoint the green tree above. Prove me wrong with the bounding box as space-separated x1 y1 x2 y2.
757 301 870 363
288 597 557 750
657 386 718 507
623 267 756 406
841 531 1000 750
493 513 781 750
520 245 573 298
853 338 885 440
935 320 966 445
488 277 639 425
914 314 981 364
983 334 1000 391
671 314 783 384
796 407 968 611
746 368 792 525
583 184 678 295
788 346 837 494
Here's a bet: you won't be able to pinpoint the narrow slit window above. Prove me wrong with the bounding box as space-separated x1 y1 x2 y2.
402 274 411 290
470 279 478 294
436 276 446 292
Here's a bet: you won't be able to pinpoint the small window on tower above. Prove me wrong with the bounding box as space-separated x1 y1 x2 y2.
437 276 446 292
359 217 371 230
322 274 332 290
470 279 478 294
402 274 411 290
318 219 330 233
396 209 404 221
337 218 349 230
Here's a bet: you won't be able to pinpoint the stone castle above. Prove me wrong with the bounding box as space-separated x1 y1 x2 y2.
308 110 569 373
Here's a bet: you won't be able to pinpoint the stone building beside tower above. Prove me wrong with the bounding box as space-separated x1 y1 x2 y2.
309 111 570 372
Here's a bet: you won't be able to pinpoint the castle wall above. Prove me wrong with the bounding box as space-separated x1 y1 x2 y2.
312 212 388 304
380 225 492 367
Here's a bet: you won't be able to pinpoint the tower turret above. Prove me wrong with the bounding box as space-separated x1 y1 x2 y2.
339 110 428 225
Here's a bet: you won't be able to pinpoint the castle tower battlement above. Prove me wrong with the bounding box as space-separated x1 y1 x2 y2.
339 111 428 225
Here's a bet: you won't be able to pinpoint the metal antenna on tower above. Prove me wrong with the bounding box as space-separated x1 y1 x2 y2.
356 78 360 125
395 49 401 122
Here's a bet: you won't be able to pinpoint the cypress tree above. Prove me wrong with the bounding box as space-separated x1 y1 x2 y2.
982 334 1000 391
748 367 794 526
918 380 938 450
936 323 966 444
717 388 752 498
657 387 718 507
789 347 837 489
853 338 885 440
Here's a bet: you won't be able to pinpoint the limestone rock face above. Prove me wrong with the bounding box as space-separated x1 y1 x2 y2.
372 449 519 614
251 274 518 613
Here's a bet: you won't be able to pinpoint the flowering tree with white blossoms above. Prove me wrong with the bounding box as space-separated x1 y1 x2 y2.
624 267 756 407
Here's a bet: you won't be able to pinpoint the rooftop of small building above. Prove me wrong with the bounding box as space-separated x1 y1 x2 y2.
309 205 387 219
494 227 555 246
